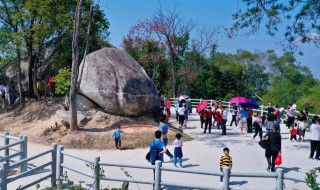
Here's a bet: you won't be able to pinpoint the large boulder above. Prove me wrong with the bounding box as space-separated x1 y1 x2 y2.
78 47 160 117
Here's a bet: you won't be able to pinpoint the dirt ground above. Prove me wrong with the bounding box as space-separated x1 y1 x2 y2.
0 98 191 149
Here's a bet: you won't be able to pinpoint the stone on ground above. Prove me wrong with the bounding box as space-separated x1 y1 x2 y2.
78 47 160 117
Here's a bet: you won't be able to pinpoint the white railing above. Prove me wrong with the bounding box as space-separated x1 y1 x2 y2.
165 98 318 118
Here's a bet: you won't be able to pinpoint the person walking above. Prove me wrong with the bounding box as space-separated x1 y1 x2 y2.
239 106 248 134
173 133 184 167
112 126 125 149
199 109 206 128
216 105 223 130
221 106 228 135
296 111 307 142
310 117 320 160
177 104 185 128
265 109 277 133
253 112 263 141
230 104 238 127
286 104 295 129
159 117 174 162
263 125 282 172
219 147 232 186
203 107 213 133
183 104 189 128
186 98 192 115
275 105 281 126
247 107 254 133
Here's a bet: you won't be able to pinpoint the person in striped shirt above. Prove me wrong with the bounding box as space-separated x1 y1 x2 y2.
219 147 232 186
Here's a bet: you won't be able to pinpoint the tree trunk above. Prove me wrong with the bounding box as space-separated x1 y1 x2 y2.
69 0 83 132
171 57 176 98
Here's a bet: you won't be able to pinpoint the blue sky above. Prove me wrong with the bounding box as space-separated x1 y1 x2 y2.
101 0 319 79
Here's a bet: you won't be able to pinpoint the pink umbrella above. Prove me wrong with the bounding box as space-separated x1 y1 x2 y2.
196 101 209 113
229 96 250 104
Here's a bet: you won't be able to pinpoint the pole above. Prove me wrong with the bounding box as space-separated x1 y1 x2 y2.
261 105 264 116
4 132 9 165
22 136 28 172
93 157 101 190
1 162 8 190
276 168 283 190
57 145 64 187
155 161 162 190
51 144 57 187
223 167 230 190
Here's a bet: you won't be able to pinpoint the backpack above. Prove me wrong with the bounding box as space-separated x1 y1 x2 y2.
149 140 159 164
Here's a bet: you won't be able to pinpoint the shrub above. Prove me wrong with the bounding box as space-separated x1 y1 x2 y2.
54 67 71 95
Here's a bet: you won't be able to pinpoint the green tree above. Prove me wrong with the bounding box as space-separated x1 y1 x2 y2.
230 0 320 52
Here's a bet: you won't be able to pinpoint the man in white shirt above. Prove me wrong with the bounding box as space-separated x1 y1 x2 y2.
221 106 228 135
310 117 320 160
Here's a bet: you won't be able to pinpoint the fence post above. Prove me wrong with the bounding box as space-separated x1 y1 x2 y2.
51 143 57 187
276 168 284 190
19 135 24 173
93 157 100 190
260 105 264 116
3 132 9 165
1 162 8 190
155 161 162 190
228 102 231 112
223 167 230 190
57 145 64 187
210 99 213 106
22 135 28 171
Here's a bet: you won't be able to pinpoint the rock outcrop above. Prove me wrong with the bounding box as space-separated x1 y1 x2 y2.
78 47 160 117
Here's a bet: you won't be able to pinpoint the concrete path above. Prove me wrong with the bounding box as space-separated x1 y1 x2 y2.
7 108 317 190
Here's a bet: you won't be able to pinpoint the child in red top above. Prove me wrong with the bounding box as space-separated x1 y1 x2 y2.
290 125 297 142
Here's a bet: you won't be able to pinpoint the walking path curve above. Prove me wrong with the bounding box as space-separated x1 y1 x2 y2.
9 108 316 190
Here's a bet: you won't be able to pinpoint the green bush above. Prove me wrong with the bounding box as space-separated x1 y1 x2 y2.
54 67 71 95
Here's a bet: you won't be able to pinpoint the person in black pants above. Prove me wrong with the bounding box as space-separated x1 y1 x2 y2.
204 107 213 133
310 117 320 160
263 125 282 172
247 107 253 133
253 113 263 141
230 104 238 127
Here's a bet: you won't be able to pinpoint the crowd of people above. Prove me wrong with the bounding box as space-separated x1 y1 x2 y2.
112 97 320 186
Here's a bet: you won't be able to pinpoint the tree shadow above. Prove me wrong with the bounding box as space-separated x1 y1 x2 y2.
183 163 200 168
229 180 248 186
277 166 301 173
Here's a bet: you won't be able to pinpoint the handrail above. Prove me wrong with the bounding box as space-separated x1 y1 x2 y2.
8 162 52 182
100 176 154 185
8 149 52 170
99 161 155 170
60 163 93 178
61 150 94 163
161 165 223 176
0 140 22 151
167 97 319 118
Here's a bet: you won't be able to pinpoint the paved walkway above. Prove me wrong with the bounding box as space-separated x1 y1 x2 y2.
7 108 317 190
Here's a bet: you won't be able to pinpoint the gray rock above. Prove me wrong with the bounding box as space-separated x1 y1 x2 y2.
56 110 90 127
78 47 160 117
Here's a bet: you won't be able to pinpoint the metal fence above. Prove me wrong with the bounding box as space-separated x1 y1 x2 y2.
0 132 27 173
56 145 320 190
0 143 57 190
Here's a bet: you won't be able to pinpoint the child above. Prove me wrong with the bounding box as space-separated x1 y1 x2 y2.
219 147 232 186
183 104 189 128
112 126 125 149
290 125 297 142
172 133 183 168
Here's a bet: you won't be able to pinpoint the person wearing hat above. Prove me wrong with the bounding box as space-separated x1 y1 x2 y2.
310 117 320 160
